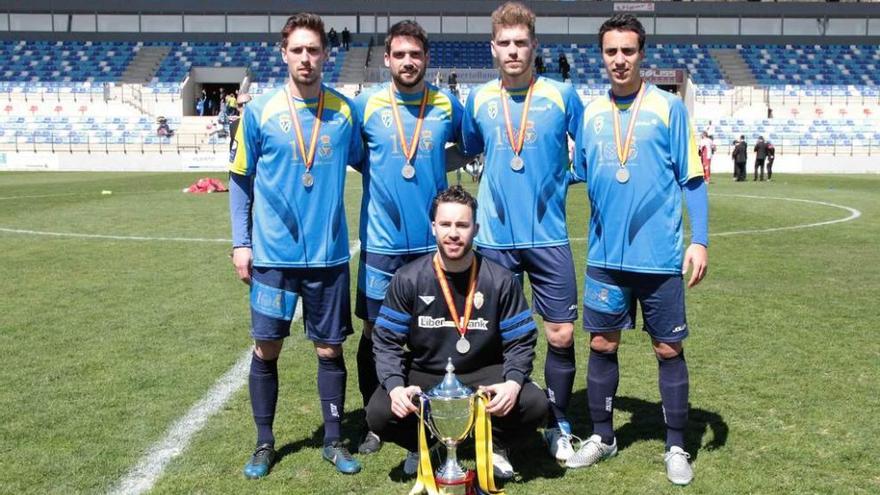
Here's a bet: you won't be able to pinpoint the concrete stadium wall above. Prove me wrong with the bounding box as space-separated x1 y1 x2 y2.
0 151 228 172
703 154 880 175
0 150 877 174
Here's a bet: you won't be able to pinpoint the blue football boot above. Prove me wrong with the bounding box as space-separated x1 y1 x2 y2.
243 443 275 479
322 441 362 474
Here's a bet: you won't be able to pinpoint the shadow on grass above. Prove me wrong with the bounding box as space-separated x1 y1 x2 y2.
273 408 369 464
566 390 729 462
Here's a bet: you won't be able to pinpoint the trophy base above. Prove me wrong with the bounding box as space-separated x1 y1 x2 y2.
435 469 476 495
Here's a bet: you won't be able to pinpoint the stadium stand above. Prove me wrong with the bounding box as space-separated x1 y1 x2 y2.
2 36 879 157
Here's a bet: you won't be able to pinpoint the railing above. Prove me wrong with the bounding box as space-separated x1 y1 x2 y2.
0 131 225 154
713 141 879 157
696 89 880 108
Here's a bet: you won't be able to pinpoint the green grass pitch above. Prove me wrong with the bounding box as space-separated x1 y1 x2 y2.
1 171 878 494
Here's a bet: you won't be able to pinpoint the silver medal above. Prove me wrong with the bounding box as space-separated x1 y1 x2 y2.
456 337 471 354
615 167 630 184
510 155 524 171
402 162 416 179
302 171 314 187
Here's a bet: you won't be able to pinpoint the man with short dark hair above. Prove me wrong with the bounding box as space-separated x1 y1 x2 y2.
366 186 547 479
571 13 708 485
229 12 365 478
351 19 466 456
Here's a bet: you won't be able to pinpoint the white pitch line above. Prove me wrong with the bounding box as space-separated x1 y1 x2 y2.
107 241 359 495
0 227 230 243
569 194 861 242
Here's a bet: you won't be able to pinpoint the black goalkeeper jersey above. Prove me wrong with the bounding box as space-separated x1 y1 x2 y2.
373 253 538 392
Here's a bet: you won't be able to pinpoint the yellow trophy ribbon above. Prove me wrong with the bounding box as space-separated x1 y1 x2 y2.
411 396 440 495
474 391 506 495
410 392 507 495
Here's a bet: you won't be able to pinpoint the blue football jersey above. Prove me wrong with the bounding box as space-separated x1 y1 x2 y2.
461 76 583 249
229 84 364 268
574 83 702 274
354 82 464 254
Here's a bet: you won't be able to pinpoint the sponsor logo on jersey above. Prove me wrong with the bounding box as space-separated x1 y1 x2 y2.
381 109 393 128
279 115 291 134
419 295 435 305
487 101 498 120
418 316 489 331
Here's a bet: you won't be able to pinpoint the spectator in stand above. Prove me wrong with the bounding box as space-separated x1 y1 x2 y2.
558 52 570 81
197 90 207 116
342 27 351 50
535 55 545 74
766 141 775 181
328 28 339 48
226 91 239 117
156 117 175 137
447 70 459 97
219 88 227 116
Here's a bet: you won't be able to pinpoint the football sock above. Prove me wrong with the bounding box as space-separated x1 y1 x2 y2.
544 343 576 428
317 354 347 446
356 332 379 409
658 351 689 450
587 349 619 444
249 353 278 447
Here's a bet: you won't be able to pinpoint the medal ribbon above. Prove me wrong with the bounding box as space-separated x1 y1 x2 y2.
499 78 535 156
611 82 645 168
286 84 325 172
389 85 429 165
432 254 478 340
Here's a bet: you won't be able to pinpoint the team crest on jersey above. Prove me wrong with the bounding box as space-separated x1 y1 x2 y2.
279 115 291 134
487 101 498 120
420 130 434 151
524 121 537 144
318 134 332 158
473 291 484 310
593 116 604 135
381 109 393 128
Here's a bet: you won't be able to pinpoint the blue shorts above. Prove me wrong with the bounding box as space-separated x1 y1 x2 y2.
582 266 688 343
250 264 353 344
355 250 430 322
478 245 578 323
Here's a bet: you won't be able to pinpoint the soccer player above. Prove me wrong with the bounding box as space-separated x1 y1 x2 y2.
228 13 364 477
460 1 584 463
366 186 546 479
352 20 466 455
568 14 708 486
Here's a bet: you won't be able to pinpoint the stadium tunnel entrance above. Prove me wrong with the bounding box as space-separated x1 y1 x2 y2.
181 67 249 117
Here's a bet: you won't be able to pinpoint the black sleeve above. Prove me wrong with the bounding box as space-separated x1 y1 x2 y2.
372 270 416 392
495 272 538 385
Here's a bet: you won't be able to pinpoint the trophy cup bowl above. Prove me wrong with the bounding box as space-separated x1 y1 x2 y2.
422 359 477 494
